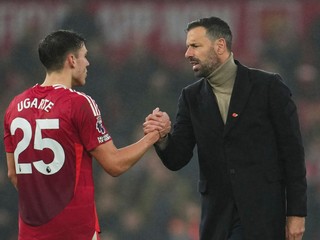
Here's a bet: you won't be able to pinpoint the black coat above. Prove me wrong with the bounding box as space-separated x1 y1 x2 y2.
155 61 307 240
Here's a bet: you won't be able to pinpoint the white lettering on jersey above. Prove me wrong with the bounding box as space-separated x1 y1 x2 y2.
97 134 111 143
10 117 65 175
17 98 54 112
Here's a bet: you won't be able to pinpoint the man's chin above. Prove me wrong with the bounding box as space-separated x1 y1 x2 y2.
194 70 204 78
72 80 86 88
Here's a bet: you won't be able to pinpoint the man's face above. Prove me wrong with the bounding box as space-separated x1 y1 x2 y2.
72 44 90 86
185 26 221 78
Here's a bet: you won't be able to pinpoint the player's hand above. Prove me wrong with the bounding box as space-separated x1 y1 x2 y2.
144 129 162 144
143 107 171 138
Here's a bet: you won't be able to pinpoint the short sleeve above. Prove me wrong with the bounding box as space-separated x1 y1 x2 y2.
71 93 112 151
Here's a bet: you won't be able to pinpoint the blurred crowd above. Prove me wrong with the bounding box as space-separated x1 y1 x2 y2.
0 1 320 240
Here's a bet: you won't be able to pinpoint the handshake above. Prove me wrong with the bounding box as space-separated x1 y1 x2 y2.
143 107 171 141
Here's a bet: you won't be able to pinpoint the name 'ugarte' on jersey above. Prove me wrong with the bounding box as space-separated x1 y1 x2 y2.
3 84 111 229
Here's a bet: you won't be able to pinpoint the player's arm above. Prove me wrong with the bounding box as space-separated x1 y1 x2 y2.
6 152 18 190
90 131 159 177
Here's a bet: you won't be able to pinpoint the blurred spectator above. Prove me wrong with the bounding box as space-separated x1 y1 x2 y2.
168 217 192 240
294 63 320 100
8 23 43 86
293 63 320 239
304 135 320 240
58 0 102 42
0 144 18 240
113 43 162 144
310 15 320 68
259 19 302 93
294 64 320 137
134 151 193 240
140 68 179 118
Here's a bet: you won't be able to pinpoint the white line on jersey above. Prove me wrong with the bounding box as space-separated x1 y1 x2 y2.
75 91 101 117
53 85 101 117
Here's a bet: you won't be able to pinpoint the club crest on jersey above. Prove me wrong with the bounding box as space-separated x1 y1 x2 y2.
96 116 106 134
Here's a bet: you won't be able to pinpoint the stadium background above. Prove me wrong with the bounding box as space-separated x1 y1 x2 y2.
0 0 319 239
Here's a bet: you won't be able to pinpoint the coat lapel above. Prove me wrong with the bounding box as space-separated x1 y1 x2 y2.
200 80 224 136
224 62 252 137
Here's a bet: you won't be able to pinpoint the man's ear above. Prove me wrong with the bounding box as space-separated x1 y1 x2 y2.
215 38 227 55
66 54 76 68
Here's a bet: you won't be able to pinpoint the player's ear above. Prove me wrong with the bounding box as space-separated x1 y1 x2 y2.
66 53 76 68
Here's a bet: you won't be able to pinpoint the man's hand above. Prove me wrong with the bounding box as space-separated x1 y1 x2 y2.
143 107 171 139
286 216 305 240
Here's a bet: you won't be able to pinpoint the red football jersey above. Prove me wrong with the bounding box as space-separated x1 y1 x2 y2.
4 84 111 240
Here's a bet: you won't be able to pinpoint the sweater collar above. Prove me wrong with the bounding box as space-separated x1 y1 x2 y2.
207 52 237 91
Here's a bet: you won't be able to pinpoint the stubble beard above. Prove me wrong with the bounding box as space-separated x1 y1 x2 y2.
193 51 221 78
194 61 220 79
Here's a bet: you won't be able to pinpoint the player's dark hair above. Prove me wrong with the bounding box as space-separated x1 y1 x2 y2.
38 29 85 72
186 16 232 51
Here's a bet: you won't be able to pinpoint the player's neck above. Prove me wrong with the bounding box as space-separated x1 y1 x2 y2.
41 71 72 89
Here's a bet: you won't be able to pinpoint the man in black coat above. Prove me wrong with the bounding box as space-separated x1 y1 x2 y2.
144 17 307 240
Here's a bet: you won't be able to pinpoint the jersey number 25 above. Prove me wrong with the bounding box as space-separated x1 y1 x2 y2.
10 117 65 175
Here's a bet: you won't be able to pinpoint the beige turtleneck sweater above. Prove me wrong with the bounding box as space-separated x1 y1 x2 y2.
207 53 237 124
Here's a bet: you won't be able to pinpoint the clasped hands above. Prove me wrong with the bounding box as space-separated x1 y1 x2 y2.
143 107 171 141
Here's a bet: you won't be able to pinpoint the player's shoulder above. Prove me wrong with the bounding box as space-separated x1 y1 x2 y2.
68 88 96 104
65 88 101 116
52 85 95 103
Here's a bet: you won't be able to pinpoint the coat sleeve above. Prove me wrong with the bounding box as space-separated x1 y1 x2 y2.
155 88 196 171
268 74 307 216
